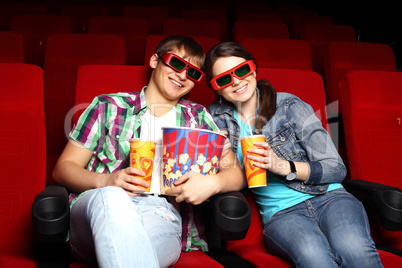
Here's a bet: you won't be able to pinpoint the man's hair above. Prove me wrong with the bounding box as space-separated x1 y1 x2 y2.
154 35 205 67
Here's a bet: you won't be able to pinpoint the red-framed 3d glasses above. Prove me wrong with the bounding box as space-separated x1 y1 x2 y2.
210 60 257 90
160 53 204 83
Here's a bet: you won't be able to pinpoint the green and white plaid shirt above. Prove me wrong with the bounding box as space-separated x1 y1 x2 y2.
69 87 219 252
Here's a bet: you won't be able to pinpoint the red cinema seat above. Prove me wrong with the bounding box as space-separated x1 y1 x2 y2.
291 14 335 39
181 8 229 41
0 31 24 63
302 24 356 75
281 8 318 27
236 12 282 23
88 16 148 65
60 5 108 33
122 6 169 35
0 3 47 31
0 63 46 267
257 68 329 132
163 18 222 40
232 21 289 43
144 34 220 65
43 33 125 185
339 70 402 252
323 41 396 111
240 38 312 70
10 14 72 67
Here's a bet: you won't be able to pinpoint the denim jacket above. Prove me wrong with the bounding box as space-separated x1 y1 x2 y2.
209 89 347 194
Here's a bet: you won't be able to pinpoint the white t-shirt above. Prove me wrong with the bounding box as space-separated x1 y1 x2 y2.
139 107 177 193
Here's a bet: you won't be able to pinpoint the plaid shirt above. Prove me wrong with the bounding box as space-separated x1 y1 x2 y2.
69 87 219 252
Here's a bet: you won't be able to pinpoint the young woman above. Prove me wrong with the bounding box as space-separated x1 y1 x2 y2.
205 42 383 268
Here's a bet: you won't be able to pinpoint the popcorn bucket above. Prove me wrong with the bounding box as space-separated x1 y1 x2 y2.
162 127 226 193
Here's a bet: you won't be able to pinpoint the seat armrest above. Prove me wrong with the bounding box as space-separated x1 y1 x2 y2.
343 180 402 231
212 191 251 241
31 185 70 244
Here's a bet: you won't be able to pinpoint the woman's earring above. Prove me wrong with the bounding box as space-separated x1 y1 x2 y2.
219 95 223 105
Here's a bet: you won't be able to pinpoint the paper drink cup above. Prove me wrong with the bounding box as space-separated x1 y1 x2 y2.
129 139 157 193
162 127 226 194
240 135 267 188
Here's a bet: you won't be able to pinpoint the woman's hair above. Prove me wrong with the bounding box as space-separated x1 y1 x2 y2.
154 35 205 68
204 42 277 129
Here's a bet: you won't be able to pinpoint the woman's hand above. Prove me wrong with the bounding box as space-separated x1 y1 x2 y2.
105 167 150 196
219 130 231 159
246 141 290 176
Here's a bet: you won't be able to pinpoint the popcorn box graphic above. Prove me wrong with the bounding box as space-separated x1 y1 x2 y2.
162 127 226 194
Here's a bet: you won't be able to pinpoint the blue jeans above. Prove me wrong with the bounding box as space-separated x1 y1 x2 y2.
263 188 383 268
69 186 182 268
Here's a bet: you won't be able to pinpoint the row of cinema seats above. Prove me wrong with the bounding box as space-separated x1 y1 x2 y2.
0 31 397 185
1 62 402 267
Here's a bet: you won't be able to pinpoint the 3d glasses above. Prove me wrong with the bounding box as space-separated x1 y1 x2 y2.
160 53 204 83
210 60 257 90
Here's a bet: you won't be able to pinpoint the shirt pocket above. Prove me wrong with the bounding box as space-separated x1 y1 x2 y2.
267 124 303 161
100 119 134 164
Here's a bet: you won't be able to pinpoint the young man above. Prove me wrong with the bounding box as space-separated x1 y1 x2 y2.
53 36 246 267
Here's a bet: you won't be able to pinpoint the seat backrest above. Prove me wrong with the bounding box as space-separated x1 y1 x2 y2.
122 5 169 35
0 63 46 255
301 24 356 75
144 34 220 66
0 3 47 31
163 18 221 40
44 33 125 184
60 5 108 33
257 68 330 133
73 64 150 124
0 31 24 63
232 21 289 43
10 14 72 66
339 70 402 189
235 12 282 22
240 38 312 70
323 41 396 109
181 8 228 41
291 14 335 39
88 16 148 65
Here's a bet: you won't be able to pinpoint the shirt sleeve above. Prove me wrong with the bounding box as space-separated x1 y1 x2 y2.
287 98 347 185
69 96 102 151
197 106 220 132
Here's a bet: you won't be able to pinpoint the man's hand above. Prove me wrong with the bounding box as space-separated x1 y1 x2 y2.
164 172 218 205
106 167 149 196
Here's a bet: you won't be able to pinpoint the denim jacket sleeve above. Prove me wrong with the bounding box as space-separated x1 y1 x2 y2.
285 97 347 185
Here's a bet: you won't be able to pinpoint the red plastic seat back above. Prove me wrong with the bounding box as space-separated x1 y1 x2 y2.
163 18 221 40
323 41 396 109
339 70 402 189
302 24 356 75
240 38 312 70
0 63 46 255
0 31 24 63
88 16 148 65
236 12 282 22
73 64 150 124
44 33 125 184
257 68 329 133
232 21 289 43
11 14 72 66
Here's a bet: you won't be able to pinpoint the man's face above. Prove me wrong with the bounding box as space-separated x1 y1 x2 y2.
149 49 202 102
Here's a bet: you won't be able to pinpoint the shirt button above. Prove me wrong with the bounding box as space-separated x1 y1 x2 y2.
187 233 191 237
116 135 120 138
280 136 286 142
319 187 324 191
300 184 306 189
255 129 260 134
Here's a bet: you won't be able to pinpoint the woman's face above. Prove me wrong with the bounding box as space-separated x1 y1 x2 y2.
212 56 257 104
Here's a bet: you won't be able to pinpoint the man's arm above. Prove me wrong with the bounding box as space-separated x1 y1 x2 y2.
165 150 246 205
53 140 149 196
